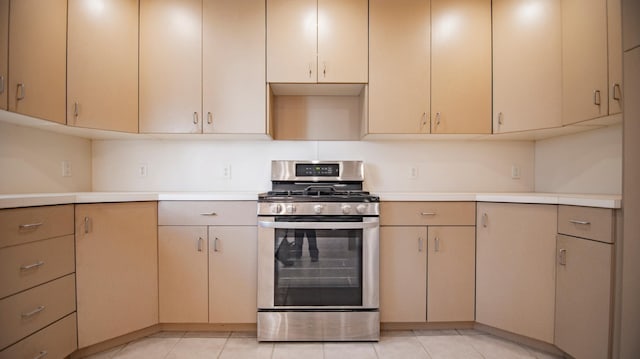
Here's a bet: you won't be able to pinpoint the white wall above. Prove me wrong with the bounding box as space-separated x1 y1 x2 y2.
535 125 622 194
92 139 535 193
0 121 92 194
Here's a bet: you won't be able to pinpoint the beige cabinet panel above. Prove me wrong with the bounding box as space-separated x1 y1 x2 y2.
380 226 427 322
140 0 202 133
158 201 257 226
562 0 609 124
317 0 368 83
0 0 7 110
431 0 491 134
75 202 158 348
8 0 66 124
0 313 77 359
209 226 257 323
368 0 430 134
608 0 623 115
555 235 613 359
380 202 476 226
427 226 475 322
67 0 138 132
266 0 317 83
492 0 562 133
203 0 266 134
0 204 74 249
159 226 208 323
476 202 557 343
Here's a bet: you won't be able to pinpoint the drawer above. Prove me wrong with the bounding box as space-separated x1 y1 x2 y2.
0 274 76 350
158 201 257 226
558 205 615 243
0 205 74 249
0 313 77 359
0 235 75 299
380 202 476 226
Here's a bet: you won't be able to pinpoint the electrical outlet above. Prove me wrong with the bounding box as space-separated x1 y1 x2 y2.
511 165 521 179
61 161 72 177
138 163 148 177
409 166 419 179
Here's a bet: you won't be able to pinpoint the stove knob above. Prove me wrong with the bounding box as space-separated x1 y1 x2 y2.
341 204 352 214
271 204 283 214
313 205 324 214
356 204 367 214
286 205 296 214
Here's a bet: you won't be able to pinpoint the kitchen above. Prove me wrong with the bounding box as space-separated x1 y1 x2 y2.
0 0 638 358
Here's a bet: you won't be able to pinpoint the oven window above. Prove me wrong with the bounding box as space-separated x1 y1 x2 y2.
273 228 363 306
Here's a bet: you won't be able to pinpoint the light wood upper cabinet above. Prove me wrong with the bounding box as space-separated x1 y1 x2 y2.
368 0 430 134
67 0 139 133
139 0 202 133
75 202 158 348
431 0 491 134
267 0 368 83
0 0 7 110
608 0 623 116
203 0 266 134
492 0 562 133
476 202 557 343
8 0 66 124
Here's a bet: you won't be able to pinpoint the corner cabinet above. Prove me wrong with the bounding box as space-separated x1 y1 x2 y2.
67 0 139 133
140 0 266 134
380 202 476 323
8 0 67 124
266 0 368 83
75 202 158 348
476 202 557 343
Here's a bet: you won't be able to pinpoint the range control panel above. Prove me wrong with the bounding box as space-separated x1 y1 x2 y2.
295 163 339 177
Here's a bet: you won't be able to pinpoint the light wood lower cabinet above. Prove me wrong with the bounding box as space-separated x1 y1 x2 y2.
476 202 557 343
0 313 77 359
75 202 158 348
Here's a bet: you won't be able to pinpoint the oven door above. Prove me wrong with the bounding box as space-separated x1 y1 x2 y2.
257 216 379 310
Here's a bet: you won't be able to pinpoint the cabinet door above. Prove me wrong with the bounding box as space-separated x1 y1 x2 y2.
67 0 138 132
266 0 317 83
380 226 427 322
209 226 257 323
318 0 368 83
476 202 557 343
140 0 203 133
622 0 640 51
159 226 208 323
203 0 266 134
8 0 66 124
562 0 608 124
555 235 613 359
608 0 623 115
427 226 475 322
75 202 158 348
0 0 7 110
368 0 430 134
431 0 491 134
492 0 562 133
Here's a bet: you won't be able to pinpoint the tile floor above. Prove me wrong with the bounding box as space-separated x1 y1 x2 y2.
84 329 564 359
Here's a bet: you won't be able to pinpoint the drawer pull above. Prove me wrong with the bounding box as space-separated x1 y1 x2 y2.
213 237 220 252
21 305 46 318
418 237 423 252
482 213 488 228
18 222 43 230
200 212 218 216
420 212 436 216
569 219 591 225
197 237 204 252
33 351 48 359
434 237 440 252
559 248 567 266
20 261 45 271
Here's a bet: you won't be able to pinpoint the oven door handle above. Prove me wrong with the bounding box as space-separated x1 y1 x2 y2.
258 221 378 230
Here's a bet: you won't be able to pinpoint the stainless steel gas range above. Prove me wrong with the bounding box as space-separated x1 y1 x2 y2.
257 160 380 342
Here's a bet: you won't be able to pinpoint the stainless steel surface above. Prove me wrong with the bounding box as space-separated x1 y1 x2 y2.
20 261 45 271
257 216 379 310
257 311 379 341
569 219 591 225
559 248 567 265
594 89 602 105
258 220 378 230
21 305 46 318
271 160 365 182
17 83 25 100
193 111 199 124
18 222 43 230
258 202 379 216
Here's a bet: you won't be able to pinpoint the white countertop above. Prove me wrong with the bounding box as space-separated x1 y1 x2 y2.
0 191 621 209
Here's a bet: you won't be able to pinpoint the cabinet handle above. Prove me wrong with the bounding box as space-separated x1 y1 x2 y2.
593 90 601 106
197 237 204 252
20 261 45 271
612 83 622 101
193 112 199 125
17 83 25 100
418 237 423 252
435 112 441 127
434 237 440 252
73 102 79 119
482 213 488 228
322 62 327 78
308 63 313 78
559 248 567 266
21 305 46 318
84 216 91 234
419 112 428 132
0 75 4 93
18 222 43 231
569 219 590 225
420 212 436 216
33 350 48 359
497 112 504 126
213 237 220 252
200 212 217 216
207 111 213 125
